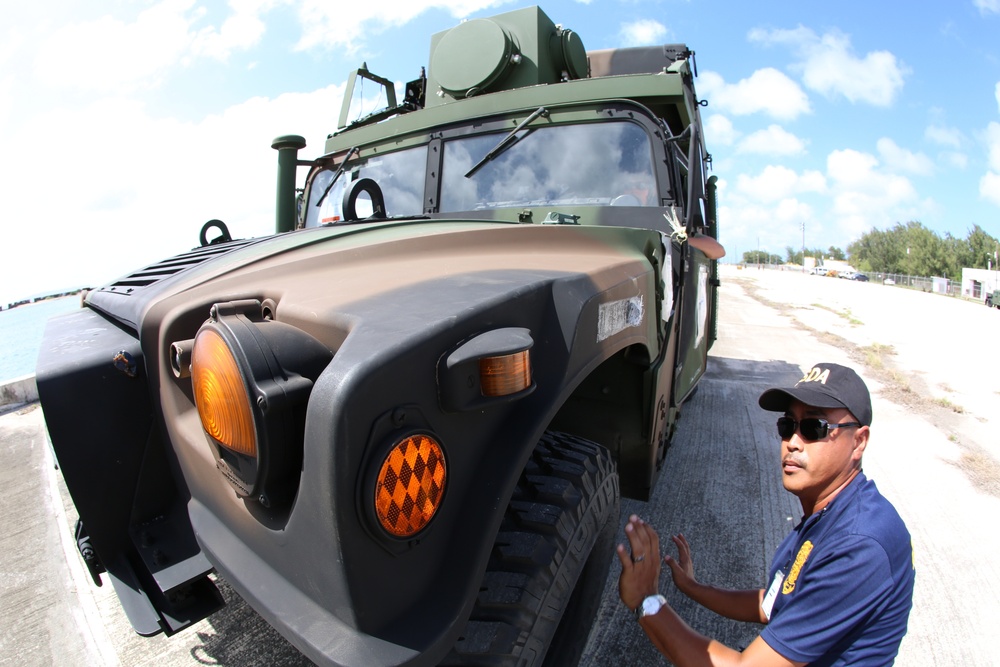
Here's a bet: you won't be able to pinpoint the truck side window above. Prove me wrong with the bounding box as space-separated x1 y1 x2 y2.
305 145 427 226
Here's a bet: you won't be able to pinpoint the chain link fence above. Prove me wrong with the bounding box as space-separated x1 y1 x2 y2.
747 265 970 299
861 273 962 296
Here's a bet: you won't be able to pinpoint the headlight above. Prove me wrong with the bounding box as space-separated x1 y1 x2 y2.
179 299 332 507
192 328 257 456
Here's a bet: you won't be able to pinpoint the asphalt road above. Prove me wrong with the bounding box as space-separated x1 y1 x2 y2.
2 265 997 666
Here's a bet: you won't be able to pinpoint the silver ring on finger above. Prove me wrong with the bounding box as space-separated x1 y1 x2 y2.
632 554 645 563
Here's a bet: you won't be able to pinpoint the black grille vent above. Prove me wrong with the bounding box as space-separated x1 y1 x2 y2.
103 239 256 291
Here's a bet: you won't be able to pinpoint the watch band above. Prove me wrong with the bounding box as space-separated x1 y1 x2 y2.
635 594 667 619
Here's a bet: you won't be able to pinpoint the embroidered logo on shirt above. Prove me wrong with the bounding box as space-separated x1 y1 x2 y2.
782 540 814 594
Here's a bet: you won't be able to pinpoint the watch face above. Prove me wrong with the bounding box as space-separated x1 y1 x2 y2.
642 594 664 616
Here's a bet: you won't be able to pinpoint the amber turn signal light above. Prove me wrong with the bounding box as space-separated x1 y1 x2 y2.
375 435 446 537
192 327 257 457
480 350 531 397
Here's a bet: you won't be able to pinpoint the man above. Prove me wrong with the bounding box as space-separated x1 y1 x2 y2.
618 362 914 666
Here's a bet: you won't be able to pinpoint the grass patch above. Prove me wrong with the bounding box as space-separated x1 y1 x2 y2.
885 369 911 393
957 448 1000 498
810 303 863 325
862 343 896 370
935 397 965 414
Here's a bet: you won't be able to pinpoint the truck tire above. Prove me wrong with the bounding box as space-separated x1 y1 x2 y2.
442 432 620 667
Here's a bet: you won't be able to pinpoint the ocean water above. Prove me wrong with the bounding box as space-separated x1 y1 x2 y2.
0 296 83 382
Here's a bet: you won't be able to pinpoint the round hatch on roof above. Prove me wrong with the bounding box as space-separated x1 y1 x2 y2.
431 19 518 97
559 29 588 80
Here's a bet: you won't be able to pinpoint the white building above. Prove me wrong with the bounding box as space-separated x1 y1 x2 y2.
961 268 1000 301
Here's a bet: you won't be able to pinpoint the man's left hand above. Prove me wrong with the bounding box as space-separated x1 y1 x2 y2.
617 514 663 611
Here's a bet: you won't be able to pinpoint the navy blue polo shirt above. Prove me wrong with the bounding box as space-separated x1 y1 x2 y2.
760 472 915 666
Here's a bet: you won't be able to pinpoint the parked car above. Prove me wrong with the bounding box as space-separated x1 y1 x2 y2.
884 278 896 285
852 273 870 282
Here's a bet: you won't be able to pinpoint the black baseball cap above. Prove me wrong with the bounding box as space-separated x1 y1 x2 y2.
758 363 872 426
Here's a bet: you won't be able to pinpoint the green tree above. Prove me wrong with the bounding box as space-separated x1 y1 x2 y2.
786 246 833 266
967 224 1000 269
849 228 904 273
742 250 783 265
848 222 1000 280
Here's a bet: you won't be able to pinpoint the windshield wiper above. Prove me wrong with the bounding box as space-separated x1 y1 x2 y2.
315 146 360 207
464 107 549 179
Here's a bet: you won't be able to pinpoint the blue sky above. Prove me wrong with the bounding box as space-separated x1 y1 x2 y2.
2 0 999 305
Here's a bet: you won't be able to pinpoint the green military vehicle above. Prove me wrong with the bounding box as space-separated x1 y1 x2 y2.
36 6 723 666
986 289 1000 308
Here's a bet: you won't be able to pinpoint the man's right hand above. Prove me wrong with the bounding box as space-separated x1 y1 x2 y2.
665 533 698 596
665 533 768 625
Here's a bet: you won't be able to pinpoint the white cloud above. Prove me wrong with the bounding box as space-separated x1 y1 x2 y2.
924 124 964 148
826 148 922 238
941 151 969 169
295 0 514 53
750 26 906 107
982 121 1000 206
974 0 1000 15
0 83 346 302
981 171 1000 206
698 68 810 121
717 197 815 257
618 19 668 47
876 138 934 176
736 124 806 156
0 75 11 130
705 114 739 146
191 0 280 60
735 165 826 203
33 0 277 92
986 122 1000 172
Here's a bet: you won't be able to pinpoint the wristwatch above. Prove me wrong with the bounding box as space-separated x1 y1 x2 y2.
635 594 667 619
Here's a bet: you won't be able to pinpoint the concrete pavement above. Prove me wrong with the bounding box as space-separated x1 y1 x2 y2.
3 265 998 665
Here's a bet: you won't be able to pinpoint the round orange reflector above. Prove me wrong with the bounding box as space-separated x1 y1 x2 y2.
479 350 531 397
375 435 446 537
191 328 257 457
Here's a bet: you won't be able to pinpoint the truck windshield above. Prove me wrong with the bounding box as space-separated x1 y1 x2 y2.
306 145 426 226
440 121 657 212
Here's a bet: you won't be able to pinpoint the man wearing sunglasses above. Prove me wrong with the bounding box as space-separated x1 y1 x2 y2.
618 362 914 666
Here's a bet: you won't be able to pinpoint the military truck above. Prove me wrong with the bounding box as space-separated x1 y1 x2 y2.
986 289 1000 308
36 6 723 666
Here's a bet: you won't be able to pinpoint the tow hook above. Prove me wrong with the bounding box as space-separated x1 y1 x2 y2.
75 520 106 587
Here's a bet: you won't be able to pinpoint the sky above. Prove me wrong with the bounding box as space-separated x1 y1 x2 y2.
2 0 999 306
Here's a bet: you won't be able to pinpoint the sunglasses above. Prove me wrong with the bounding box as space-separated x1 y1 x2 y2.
777 417 862 441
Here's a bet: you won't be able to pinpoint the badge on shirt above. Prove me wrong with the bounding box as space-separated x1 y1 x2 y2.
783 540 814 594
762 570 784 620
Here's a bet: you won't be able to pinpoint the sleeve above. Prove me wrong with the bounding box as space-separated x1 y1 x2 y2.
760 535 894 663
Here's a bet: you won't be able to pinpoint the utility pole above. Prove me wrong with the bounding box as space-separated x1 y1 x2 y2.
801 221 805 273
